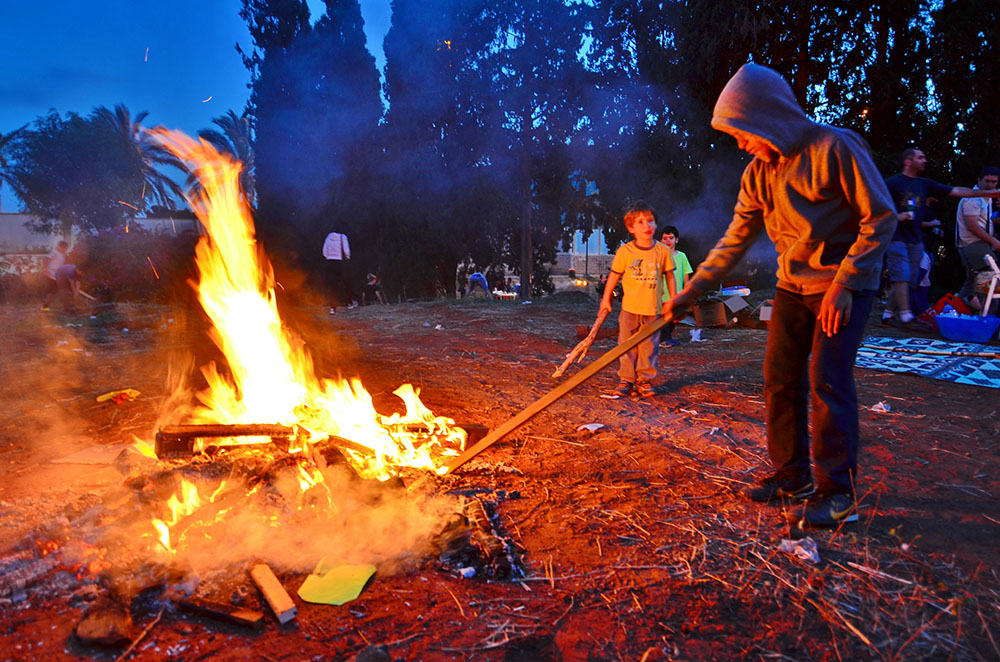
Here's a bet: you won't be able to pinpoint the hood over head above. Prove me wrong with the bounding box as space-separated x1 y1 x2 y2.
711 63 813 157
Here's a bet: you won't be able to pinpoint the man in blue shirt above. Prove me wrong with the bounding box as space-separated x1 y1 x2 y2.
883 149 1000 328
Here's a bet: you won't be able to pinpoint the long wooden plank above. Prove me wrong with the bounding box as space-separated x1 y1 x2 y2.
443 315 671 474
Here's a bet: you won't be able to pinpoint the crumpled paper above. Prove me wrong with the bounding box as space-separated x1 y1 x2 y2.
870 401 891 413
96 388 140 404
779 537 820 564
689 328 706 342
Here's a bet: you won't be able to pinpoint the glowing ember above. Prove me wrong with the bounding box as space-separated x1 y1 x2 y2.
151 129 466 481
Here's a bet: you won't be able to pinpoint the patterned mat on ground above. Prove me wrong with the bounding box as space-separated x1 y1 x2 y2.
856 335 1000 389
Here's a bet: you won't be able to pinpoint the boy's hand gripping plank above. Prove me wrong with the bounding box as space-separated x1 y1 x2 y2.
551 309 610 378
443 313 671 475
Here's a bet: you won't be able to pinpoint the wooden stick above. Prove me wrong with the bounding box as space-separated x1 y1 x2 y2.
552 309 610 378
250 564 297 624
114 607 164 662
444 314 671 474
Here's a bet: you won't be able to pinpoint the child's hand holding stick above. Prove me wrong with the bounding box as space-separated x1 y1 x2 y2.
552 309 610 378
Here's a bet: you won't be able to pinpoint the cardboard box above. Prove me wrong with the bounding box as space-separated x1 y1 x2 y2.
693 301 727 327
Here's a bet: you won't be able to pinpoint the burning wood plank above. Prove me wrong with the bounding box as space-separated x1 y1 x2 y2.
155 423 298 458
250 564 297 624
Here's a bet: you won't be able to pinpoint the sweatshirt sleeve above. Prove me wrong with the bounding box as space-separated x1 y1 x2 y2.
831 133 897 291
687 163 767 294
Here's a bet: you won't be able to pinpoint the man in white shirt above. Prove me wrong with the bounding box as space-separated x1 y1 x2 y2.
955 167 1000 302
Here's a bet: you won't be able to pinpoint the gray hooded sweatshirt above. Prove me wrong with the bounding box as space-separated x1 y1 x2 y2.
689 63 896 296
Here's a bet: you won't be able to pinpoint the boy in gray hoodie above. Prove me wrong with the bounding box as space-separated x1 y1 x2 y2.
666 64 897 527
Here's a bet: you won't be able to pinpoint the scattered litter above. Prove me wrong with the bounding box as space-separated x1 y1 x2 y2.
458 567 476 578
576 423 605 433
434 324 444 330
689 328 705 342
779 537 820 564
56 340 69 346
598 394 620 400
709 427 719 435
522 300 532 305
121 328 128 333
870 401 891 413
679 408 699 415
96 388 140 404
89 315 97 320
423 322 431 327
297 558 376 606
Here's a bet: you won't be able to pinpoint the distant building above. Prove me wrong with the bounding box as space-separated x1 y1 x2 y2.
553 228 612 277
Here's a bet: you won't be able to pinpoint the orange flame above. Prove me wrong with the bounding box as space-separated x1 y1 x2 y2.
150 129 466 481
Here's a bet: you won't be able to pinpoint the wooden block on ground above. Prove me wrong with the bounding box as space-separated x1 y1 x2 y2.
178 597 265 629
250 564 298 624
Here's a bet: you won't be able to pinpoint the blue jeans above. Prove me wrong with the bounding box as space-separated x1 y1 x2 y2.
763 287 874 493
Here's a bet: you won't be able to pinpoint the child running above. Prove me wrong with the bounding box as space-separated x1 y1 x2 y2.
599 200 676 398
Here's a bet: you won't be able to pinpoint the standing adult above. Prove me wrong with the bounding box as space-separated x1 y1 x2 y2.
882 150 1000 328
41 240 69 311
322 230 357 314
955 166 1000 303
665 63 897 527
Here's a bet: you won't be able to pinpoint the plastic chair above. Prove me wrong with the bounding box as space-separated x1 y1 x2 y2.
982 254 1000 317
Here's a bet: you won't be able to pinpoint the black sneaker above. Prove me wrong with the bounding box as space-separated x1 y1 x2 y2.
613 381 633 397
746 473 816 503
788 491 858 527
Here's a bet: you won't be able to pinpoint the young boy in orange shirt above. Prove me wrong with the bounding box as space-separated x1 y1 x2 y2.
600 201 676 398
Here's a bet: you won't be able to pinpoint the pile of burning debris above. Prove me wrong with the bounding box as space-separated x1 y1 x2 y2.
0 424 522 647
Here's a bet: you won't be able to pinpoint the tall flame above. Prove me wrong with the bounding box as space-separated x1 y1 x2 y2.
152 129 465 480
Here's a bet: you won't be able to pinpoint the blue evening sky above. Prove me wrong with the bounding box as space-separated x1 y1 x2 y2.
0 1 391 138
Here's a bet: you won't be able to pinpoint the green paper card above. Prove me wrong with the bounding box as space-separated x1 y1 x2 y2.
297 558 376 605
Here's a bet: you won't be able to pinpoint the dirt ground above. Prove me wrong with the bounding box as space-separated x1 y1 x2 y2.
1 291 998 662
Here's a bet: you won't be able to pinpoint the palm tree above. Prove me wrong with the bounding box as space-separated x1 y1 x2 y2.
197 110 257 209
0 124 26 212
93 104 183 212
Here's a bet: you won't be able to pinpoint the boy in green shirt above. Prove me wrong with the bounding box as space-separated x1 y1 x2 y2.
659 225 694 346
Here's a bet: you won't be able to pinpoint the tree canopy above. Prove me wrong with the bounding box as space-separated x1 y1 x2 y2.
3 0 996 299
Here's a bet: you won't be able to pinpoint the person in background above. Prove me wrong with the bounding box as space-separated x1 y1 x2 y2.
362 272 386 305
41 240 69 311
882 152 999 329
322 230 357 314
463 271 490 298
658 225 694 347
600 200 676 399
954 166 1000 304
665 63 897 527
